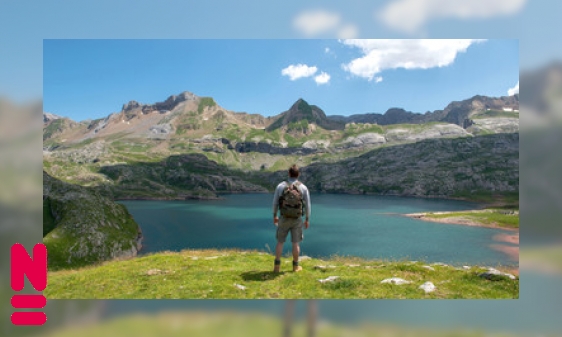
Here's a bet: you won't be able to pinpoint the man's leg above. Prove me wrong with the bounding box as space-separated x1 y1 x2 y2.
292 242 302 272
292 242 300 262
274 241 283 272
291 220 303 272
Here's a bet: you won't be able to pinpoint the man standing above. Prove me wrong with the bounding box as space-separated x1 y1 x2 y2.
272 164 311 273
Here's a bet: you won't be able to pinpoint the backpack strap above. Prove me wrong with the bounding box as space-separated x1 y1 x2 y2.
292 181 302 192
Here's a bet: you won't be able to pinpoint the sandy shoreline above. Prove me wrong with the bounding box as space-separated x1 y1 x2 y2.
491 232 519 275
493 232 519 244
406 212 519 275
405 212 518 231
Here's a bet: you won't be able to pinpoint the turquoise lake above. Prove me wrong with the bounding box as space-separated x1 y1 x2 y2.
119 193 517 267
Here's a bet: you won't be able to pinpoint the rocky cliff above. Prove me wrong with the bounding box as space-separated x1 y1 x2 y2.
261 133 519 199
99 153 269 199
121 91 199 120
43 171 142 270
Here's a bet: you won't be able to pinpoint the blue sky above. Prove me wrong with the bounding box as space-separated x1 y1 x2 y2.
44 39 518 121
1 0 559 106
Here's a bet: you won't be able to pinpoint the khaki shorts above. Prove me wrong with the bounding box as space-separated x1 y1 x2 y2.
276 216 303 243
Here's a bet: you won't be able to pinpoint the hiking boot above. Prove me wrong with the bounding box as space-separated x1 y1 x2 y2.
293 261 302 272
274 259 281 273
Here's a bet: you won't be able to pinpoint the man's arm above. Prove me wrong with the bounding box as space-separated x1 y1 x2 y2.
303 186 311 228
272 183 282 221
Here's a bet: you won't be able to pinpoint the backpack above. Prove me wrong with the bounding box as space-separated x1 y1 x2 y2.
279 181 304 218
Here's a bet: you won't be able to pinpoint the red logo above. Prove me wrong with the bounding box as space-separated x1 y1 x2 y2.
10 243 48 326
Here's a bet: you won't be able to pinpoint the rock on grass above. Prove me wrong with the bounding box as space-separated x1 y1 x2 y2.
381 278 411 285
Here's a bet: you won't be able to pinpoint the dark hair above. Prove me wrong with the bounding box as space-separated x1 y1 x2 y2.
288 164 299 178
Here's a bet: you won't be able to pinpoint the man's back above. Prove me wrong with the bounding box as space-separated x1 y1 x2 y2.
273 178 311 220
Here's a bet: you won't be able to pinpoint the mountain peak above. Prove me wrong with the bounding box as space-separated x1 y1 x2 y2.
43 112 63 124
120 91 201 121
122 91 199 113
266 99 345 132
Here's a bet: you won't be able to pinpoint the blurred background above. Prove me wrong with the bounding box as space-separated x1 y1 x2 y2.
1 0 561 336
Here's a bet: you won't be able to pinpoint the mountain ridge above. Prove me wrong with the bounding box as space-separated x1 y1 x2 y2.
45 92 519 131
329 94 519 126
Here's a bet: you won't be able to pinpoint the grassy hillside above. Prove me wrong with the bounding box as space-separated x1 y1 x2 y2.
45 249 519 299
43 171 141 270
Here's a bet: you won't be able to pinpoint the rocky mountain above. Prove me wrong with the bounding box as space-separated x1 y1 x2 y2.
48 91 275 144
90 133 519 202
98 153 269 200
436 95 519 125
43 171 143 270
330 108 427 125
261 133 519 200
43 91 518 151
329 95 519 127
43 113 83 142
120 91 198 121
43 112 63 123
266 99 345 132
43 91 520 203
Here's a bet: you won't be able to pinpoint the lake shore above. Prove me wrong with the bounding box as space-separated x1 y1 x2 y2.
491 233 519 275
404 211 519 230
405 211 519 275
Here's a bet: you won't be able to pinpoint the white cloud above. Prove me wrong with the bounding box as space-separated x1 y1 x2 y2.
325 47 331 53
315 72 331 85
293 10 358 38
375 76 383 83
378 0 527 34
293 10 341 36
337 24 359 39
281 64 318 81
508 81 519 96
340 39 484 81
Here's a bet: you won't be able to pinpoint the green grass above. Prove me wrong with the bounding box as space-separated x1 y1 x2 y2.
343 123 385 138
451 191 519 206
385 122 449 132
198 97 216 114
283 133 304 147
43 119 67 140
45 249 518 299
244 128 283 143
111 140 149 153
287 120 309 133
424 209 519 229
472 109 519 119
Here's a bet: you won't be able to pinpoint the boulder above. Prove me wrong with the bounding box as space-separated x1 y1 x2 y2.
356 133 386 145
234 284 246 290
381 278 411 285
149 124 172 135
318 276 340 283
479 268 516 281
419 281 436 293
341 133 386 148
